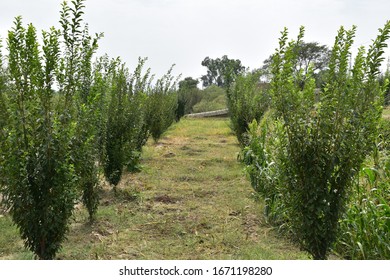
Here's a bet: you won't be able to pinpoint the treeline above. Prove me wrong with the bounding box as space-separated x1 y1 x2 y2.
227 24 390 259
0 0 178 259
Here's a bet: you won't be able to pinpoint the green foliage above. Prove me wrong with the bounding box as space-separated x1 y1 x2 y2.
103 58 152 186
378 119 390 151
378 61 390 105
146 66 178 142
0 37 9 189
178 76 199 90
124 58 151 171
201 55 245 89
60 0 103 222
192 85 227 113
0 0 183 259
91 54 116 165
176 77 201 120
2 15 78 259
228 70 270 146
0 0 110 258
244 23 390 260
262 41 331 88
334 149 390 259
103 62 130 186
266 22 390 259
242 114 290 227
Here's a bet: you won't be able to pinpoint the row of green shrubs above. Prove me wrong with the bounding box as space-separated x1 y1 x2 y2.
0 0 178 259
228 24 390 259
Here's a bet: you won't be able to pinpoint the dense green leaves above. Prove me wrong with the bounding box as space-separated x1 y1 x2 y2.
242 22 390 260
262 41 331 88
228 70 270 146
0 38 9 197
201 55 245 89
102 58 178 185
2 14 78 259
146 66 178 142
269 23 390 259
176 77 201 120
335 154 390 259
0 0 180 258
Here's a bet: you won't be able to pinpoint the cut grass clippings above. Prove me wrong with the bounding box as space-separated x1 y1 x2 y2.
0 117 308 260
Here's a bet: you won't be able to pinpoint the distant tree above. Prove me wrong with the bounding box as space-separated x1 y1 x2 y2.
201 55 245 89
179 77 199 90
176 77 202 120
262 41 331 88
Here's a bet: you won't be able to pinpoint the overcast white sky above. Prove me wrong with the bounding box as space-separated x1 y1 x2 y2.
1 0 390 81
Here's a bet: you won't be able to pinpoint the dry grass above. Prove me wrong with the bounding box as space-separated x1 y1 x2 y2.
0 118 308 260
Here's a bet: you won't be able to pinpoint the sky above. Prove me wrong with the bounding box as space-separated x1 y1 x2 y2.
1 0 390 82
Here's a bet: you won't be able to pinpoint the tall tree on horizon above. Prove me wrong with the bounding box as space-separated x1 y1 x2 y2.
262 41 331 87
201 55 245 89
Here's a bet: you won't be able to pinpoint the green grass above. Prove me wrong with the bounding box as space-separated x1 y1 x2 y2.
192 86 227 113
0 118 307 260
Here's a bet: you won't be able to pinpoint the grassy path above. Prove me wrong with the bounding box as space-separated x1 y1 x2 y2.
0 118 307 259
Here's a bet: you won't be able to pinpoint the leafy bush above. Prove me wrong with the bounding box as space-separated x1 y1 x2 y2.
267 23 390 259
123 58 151 172
0 0 111 257
242 113 290 227
63 1 103 222
176 77 202 120
239 22 390 260
103 58 152 186
103 62 130 186
146 66 178 142
228 71 270 146
1 12 80 259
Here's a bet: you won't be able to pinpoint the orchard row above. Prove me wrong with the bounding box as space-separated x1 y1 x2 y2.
0 0 178 259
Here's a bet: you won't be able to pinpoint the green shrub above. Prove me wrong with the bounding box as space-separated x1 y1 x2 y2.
176 88 202 119
0 0 110 257
176 77 202 120
64 2 103 222
267 22 390 259
146 66 178 142
103 58 152 186
103 62 130 186
91 55 115 166
228 71 270 146
2 14 79 259
242 113 290 227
